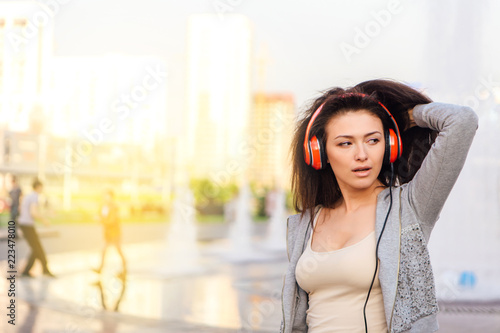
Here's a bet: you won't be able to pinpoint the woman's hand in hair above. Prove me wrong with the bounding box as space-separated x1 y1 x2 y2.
406 108 417 131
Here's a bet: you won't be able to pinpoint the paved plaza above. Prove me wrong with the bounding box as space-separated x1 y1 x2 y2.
0 222 499 333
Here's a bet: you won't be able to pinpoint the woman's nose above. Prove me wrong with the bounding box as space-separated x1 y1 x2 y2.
355 144 368 161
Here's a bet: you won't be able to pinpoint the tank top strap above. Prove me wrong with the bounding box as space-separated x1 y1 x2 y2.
309 206 323 248
313 205 323 228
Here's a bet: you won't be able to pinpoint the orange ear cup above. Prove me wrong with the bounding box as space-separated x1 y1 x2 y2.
387 128 401 164
309 135 324 170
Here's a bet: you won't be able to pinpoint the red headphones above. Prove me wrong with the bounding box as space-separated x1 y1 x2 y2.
303 93 402 170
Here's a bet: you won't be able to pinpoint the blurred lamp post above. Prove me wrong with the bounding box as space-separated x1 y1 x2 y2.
62 139 73 210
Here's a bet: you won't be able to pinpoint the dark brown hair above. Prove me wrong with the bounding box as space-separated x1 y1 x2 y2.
32 178 43 190
290 79 436 221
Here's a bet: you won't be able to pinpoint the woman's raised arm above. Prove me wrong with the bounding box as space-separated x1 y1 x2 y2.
406 102 478 237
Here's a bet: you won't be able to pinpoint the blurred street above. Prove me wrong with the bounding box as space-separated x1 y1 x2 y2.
0 221 499 333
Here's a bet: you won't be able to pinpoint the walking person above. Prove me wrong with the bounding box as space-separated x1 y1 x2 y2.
18 178 55 278
8 174 22 222
280 79 478 333
94 189 126 279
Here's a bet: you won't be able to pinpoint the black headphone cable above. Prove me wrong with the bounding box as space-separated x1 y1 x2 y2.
363 163 394 333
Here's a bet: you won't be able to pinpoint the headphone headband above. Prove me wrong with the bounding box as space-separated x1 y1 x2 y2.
303 102 326 165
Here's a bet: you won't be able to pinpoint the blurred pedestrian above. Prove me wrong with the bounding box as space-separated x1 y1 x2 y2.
94 189 126 278
8 174 22 222
18 178 55 278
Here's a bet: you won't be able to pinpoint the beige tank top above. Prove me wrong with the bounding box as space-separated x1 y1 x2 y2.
295 208 388 333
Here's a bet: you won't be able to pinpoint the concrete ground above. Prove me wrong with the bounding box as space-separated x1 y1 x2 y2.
0 222 499 333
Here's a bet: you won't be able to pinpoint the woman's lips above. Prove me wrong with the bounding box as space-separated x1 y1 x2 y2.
352 168 372 177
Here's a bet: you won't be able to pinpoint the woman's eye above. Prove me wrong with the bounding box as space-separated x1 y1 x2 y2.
339 142 351 146
368 138 380 144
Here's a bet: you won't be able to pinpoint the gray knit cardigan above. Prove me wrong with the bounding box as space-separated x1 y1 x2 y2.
280 102 478 333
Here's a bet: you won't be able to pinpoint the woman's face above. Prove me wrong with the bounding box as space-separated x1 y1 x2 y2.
324 110 385 192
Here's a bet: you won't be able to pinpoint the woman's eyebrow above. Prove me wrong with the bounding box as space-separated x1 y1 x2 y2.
334 131 382 140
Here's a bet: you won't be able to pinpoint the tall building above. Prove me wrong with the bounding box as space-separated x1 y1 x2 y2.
0 1 53 134
47 55 168 148
0 3 171 207
45 55 170 208
0 1 53 179
184 14 252 183
249 93 295 190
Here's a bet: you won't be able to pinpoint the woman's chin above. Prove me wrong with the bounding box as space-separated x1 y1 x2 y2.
347 177 379 190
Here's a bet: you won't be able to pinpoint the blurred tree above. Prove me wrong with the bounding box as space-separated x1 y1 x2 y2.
250 182 268 218
189 178 238 215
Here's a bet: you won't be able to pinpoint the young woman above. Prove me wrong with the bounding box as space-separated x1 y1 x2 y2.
280 79 478 333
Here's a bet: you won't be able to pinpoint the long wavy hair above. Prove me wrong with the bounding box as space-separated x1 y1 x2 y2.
290 79 436 221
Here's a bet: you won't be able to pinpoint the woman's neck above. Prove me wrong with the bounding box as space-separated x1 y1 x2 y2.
336 182 386 214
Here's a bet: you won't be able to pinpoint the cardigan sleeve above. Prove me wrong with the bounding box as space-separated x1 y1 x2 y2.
406 102 478 235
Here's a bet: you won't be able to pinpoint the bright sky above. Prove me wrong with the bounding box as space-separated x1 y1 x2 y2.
8 0 500 132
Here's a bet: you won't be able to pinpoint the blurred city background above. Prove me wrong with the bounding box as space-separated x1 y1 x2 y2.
0 0 499 332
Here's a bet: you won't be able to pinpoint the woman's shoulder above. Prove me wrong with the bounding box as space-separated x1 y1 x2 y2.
287 206 321 233
379 184 410 195
286 209 315 257
286 212 303 233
